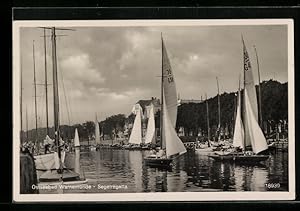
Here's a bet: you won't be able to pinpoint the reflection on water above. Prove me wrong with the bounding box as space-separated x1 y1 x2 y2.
67 149 288 193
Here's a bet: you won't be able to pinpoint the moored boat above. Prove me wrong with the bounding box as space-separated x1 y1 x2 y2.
36 27 87 184
209 36 270 164
144 34 187 167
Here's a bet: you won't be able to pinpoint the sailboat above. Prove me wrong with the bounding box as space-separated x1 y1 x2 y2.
74 128 80 148
213 79 243 156
90 115 100 151
209 36 269 163
143 103 156 148
232 78 244 150
36 27 86 183
195 94 216 154
144 35 187 167
127 104 143 150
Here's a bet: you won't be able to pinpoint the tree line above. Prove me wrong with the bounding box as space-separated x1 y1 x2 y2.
176 79 288 137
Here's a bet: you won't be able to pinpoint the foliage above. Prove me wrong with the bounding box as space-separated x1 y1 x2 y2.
99 114 126 138
176 80 288 137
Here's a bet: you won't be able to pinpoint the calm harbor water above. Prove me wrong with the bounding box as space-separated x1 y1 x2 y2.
55 149 288 193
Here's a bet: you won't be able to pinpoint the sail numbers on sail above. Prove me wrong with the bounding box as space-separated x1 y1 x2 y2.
165 69 174 83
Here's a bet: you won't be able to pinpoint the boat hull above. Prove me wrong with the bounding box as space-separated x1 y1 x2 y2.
38 169 81 182
144 157 173 167
195 147 215 154
209 154 270 163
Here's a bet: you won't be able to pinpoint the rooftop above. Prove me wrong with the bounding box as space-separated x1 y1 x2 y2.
136 97 160 110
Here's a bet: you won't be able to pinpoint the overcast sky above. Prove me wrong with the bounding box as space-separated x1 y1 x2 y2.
19 24 288 130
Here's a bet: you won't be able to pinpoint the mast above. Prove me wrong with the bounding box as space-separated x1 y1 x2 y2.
160 33 164 149
20 54 23 143
242 35 246 151
216 76 221 141
33 40 38 145
206 94 211 147
253 45 263 129
26 106 29 139
233 92 237 134
51 27 62 167
43 28 49 135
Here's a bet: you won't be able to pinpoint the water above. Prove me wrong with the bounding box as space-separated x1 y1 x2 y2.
62 149 288 193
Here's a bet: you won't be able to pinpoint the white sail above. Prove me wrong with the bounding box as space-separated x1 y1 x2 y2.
244 88 268 154
74 128 80 147
242 37 259 147
163 95 187 158
128 104 142 145
162 39 178 128
232 88 244 149
74 148 80 174
161 38 180 149
35 153 56 170
95 117 100 145
144 104 155 144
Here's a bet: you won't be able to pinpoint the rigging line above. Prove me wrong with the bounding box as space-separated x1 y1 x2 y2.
57 51 71 126
66 90 74 126
60 68 71 126
38 90 47 130
61 68 74 125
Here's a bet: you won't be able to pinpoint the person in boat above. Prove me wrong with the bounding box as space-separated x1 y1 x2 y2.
43 135 54 154
157 148 166 158
245 151 254 156
149 149 156 156
52 137 67 173
235 146 243 152
148 148 166 158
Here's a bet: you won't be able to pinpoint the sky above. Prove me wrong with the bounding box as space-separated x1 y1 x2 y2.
19 24 288 130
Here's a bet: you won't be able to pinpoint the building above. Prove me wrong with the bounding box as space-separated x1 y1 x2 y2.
129 97 160 138
131 97 160 118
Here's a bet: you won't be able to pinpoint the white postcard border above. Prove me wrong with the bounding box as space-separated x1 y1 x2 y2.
12 19 295 202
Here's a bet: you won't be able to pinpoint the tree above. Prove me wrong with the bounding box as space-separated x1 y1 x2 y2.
101 114 126 138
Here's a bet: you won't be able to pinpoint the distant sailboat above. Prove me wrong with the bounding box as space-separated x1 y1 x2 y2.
144 35 186 167
74 128 80 148
195 94 215 154
90 115 100 151
95 116 100 146
232 78 244 149
144 104 156 145
128 104 143 146
209 36 269 163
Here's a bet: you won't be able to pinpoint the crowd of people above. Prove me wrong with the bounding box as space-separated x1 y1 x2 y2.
21 135 70 156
